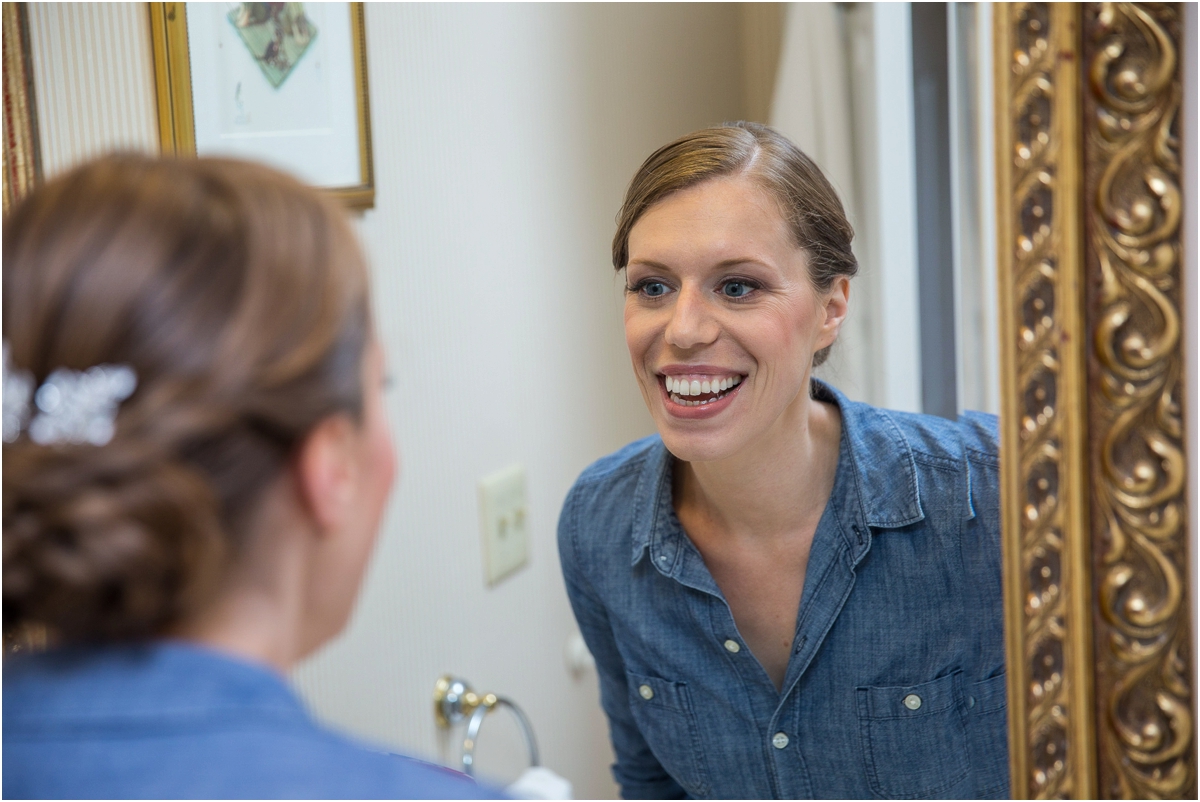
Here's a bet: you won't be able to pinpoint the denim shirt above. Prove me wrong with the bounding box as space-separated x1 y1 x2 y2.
558 381 1009 799
3 642 501 799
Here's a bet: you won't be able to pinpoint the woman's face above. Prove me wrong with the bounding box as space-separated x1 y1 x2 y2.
346 337 398 573
305 336 398 648
623 173 848 463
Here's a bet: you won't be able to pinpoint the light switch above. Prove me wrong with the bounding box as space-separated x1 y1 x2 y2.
478 464 529 585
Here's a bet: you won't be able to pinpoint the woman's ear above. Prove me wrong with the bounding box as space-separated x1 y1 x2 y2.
819 276 851 343
292 414 358 536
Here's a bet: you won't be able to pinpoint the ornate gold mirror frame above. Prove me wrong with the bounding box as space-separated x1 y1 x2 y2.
995 3 1193 798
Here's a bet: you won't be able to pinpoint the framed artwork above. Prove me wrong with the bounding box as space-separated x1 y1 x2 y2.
149 2 374 209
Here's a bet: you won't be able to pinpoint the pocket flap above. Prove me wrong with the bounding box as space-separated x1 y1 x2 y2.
626 671 694 714
857 671 961 719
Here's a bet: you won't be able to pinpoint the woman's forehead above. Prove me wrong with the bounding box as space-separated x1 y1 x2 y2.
628 177 795 260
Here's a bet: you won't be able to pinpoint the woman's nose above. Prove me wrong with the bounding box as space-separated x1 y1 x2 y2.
664 287 719 350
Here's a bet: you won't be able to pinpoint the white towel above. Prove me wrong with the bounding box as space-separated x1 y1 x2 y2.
505 766 573 800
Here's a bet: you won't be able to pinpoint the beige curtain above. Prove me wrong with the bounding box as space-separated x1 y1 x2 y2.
769 3 874 404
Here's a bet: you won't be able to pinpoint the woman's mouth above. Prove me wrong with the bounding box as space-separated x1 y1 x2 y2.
661 374 743 407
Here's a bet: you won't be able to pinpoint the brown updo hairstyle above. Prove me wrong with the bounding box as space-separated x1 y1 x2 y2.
612 121 858 367
3 154 371 644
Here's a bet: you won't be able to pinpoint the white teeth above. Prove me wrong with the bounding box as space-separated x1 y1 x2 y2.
664 373 744 406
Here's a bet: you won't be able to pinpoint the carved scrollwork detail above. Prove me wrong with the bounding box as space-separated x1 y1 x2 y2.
1006 4 1076 797
1082 3 1193 798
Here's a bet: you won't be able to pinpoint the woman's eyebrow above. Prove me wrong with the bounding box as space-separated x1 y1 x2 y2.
627 257 774 271
626 258 673 271
714 257 774 270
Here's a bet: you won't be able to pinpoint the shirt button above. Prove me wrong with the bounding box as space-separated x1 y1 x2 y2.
639 684 654 700
772 732 789 749
968 695 976 709
903 693 922 710
723 639 741 653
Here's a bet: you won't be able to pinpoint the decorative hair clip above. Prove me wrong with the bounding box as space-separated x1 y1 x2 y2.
3 343 34 443
2 341 137 446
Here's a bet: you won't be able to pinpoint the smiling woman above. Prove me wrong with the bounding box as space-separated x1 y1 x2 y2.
558 122 1010 799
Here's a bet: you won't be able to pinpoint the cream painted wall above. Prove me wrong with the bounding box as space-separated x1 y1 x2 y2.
292 4 742 797
23 2 743 797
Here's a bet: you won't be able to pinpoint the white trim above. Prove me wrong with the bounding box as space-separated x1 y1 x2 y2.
872 3 922 413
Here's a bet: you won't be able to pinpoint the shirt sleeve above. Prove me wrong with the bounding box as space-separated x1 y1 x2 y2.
557 485 686 800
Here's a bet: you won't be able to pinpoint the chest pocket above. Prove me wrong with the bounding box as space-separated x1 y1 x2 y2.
856 672 970 799
625 671 710 797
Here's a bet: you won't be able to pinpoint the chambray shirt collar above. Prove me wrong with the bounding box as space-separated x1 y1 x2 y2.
628 378 924 568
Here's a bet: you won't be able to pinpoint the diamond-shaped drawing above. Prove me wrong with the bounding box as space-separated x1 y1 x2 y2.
228 3 318 89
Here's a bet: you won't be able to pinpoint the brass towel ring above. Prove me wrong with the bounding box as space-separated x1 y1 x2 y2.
433 674 540 777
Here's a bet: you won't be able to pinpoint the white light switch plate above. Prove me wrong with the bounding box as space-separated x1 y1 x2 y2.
478 464 529 585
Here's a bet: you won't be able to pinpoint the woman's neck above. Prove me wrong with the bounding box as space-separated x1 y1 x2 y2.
676 390 842 543
174 579 305 674
170 485 317 674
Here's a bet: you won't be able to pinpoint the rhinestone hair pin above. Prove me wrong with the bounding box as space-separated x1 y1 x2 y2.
2 342 138 446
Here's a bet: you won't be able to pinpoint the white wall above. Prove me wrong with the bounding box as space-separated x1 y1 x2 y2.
292 4 742 797
25 3 743 797
948 2 1000 416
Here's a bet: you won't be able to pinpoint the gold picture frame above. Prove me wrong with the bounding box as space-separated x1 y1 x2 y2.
148 1 375 210
995 3 1193 798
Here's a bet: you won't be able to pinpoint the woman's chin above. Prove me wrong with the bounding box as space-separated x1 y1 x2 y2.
655 425 744 464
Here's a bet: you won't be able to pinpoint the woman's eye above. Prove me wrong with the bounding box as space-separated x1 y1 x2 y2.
721 281 754 298
636 281 668 298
